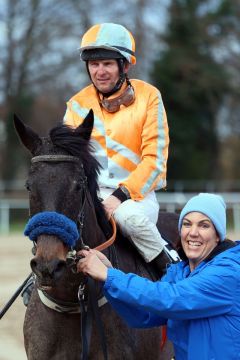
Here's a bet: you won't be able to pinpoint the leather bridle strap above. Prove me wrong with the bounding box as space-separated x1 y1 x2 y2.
78 284 93 360
88 277 108 359
79 279 108 360
31 155 80 163
94 216 117 252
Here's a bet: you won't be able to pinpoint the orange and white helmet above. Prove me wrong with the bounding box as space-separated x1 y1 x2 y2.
79 23 136 65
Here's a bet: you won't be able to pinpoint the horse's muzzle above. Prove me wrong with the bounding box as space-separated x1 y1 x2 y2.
30 257 67 287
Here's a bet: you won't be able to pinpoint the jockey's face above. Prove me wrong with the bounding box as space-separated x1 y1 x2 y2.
181 212 220 271
88 59 120 94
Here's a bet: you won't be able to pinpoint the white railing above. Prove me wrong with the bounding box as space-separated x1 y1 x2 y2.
156 192 240 234
0 192 240 234
0 199 29 233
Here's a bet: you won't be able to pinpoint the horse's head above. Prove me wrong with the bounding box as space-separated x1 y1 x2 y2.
14 111 96 216
14 111 108 291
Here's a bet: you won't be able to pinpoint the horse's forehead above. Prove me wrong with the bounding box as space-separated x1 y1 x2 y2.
41 137 54 150
39 137 62 155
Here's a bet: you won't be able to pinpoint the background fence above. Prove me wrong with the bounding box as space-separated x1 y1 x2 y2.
1 192 239 235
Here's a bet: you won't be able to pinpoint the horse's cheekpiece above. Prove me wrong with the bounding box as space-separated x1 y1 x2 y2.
66 247 90 274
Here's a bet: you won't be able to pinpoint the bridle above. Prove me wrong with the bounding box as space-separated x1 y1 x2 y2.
31 153 116 360
30 153 117 273
31 154 116 255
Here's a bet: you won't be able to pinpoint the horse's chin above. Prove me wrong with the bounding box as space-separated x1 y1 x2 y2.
38 284 53 291
36 279 54 291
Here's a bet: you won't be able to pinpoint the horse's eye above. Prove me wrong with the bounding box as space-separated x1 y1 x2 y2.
25 181 31 191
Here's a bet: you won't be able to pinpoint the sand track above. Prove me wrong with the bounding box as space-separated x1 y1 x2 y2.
0 234 32 360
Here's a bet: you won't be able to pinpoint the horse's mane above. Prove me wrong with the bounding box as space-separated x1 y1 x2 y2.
49 124 111 236
49 124 100 190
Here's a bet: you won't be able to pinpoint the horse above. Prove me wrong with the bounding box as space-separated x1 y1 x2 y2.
14 110 179 360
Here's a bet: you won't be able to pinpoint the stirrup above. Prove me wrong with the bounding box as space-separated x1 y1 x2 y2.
21 274 35 306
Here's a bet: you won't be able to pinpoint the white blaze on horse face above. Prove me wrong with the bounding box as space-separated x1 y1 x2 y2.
181 212 220 271
35 235 68 261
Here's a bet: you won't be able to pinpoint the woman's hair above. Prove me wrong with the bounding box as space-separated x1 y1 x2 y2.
175 237 188 261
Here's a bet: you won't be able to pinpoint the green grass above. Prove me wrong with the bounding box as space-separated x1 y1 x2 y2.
9 222 26 233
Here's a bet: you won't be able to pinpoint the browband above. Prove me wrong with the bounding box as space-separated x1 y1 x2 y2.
31 155 80 163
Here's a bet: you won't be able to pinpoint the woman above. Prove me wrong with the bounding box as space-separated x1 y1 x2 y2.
78 193 240 360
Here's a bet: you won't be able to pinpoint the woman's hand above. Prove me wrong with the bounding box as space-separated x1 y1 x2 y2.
77 249 112 281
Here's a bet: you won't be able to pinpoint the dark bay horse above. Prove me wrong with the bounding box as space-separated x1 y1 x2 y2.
14 111 179 360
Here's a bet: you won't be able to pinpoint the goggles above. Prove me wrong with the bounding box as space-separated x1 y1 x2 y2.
100 85 135 113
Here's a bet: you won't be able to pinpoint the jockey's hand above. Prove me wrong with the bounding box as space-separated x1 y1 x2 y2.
102 195 121 219
77 249 112 281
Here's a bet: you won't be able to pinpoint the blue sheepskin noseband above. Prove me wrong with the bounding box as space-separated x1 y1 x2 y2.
24 211 79 247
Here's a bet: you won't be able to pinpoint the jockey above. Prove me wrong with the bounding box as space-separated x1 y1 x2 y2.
64 23 178 272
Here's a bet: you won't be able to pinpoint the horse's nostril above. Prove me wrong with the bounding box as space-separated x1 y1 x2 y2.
54 260 67 279
30 258 37 272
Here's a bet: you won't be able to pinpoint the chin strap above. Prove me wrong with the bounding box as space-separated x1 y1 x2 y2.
101 59 127 97
101 74 126 98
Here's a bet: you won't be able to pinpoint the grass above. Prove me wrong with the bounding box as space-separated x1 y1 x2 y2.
8 222 26 233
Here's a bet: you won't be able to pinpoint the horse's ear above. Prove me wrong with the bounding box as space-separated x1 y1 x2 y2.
13 114 42 155
77 109 94 141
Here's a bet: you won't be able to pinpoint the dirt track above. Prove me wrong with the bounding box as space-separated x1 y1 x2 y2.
0 233 32 360
0 231 239 360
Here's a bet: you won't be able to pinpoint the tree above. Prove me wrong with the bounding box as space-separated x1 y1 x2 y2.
0 0 91 180
151 0 231 188
0 0 170 181
210 0 240 189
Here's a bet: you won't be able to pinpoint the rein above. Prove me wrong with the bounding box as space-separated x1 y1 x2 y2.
0 273 33 319
94 216 117 251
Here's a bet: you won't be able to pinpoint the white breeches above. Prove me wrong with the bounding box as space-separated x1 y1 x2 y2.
100 188 165 262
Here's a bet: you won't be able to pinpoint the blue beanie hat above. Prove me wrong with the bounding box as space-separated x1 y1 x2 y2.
178 193 226 241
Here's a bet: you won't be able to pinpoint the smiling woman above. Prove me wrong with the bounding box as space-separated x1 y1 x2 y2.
180 212 220 271
178 193 226 271
78 193 240 360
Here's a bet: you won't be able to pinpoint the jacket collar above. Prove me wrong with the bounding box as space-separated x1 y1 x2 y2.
204 239 236 263
174 240 237 279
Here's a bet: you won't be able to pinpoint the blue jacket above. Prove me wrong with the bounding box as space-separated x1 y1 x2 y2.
103 242 240 359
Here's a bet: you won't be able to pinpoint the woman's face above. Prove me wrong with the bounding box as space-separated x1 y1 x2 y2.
181 212 220 271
